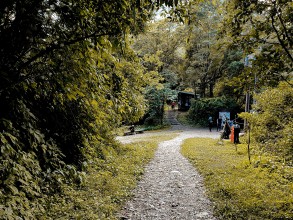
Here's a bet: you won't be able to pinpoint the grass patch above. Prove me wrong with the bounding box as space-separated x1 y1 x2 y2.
181 138 293 220
44 134 175 219
143 124 171 131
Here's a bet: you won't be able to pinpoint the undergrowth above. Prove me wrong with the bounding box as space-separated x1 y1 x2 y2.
176 111 190 125
181 138 293 219
43 134 176 219
176 111 199 127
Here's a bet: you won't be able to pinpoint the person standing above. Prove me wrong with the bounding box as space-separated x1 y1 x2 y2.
234 122 241 144
171 101 175 110
222 120 231 139
217 117 222 131
208 116 213 132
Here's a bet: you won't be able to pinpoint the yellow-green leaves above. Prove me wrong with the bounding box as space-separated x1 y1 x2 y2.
242 81 293 162
182 138 293 219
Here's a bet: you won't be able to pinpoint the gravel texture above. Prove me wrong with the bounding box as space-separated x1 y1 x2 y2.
117 110 220 220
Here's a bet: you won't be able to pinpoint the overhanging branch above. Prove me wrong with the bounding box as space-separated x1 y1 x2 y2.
18 31 120 71
0 30 120 94
271 12 293 64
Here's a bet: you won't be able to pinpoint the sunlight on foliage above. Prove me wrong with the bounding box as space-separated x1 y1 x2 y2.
239 82 293 163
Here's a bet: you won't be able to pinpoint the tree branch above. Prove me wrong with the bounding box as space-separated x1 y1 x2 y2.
18 31 120 71
0 30 120 94
271 8 293 64
276 4 293 47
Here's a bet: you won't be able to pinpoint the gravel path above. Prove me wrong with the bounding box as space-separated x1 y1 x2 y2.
118 110 219 220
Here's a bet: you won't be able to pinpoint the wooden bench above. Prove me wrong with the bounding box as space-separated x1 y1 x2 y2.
123 128 145 136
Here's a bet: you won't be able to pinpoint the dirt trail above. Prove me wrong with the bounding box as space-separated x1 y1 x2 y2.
117 110 219 220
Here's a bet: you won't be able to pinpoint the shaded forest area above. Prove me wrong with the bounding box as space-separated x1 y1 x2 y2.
0 0 292 218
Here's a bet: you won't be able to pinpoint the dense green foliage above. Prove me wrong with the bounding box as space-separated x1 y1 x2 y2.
222 0 292 85
0 0 182 218
188 96 238 126
182 138 293 219
240 82 293 163
183 0 292 162
213 49 246 105
0 0 292 218
144 87 177 125
0 31 149 220
132 21 185 90
131 22 182 125
182 1 223 98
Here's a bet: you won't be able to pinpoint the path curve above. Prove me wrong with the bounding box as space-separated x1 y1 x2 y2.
118 110 219 219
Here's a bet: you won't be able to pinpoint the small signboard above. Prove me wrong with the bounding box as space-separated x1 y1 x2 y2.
219 112 230 121
219 111 233 127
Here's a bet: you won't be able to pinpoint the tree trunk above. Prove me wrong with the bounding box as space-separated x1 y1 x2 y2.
209 83 214 97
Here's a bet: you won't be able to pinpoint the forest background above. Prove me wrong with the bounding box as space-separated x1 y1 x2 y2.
0 0 292 218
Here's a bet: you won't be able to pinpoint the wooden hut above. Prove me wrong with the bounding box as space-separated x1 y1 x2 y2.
178 91 195 111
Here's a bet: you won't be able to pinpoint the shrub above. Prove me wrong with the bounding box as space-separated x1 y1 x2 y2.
188 96 238 126
240 82 293 163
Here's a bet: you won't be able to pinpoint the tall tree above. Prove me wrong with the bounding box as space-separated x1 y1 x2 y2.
222 0 292 86
132 20 186 124
133 19 186 88
176 0 230 98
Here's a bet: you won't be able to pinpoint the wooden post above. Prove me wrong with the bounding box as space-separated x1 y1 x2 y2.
244 90 250 130
247 122 251 163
